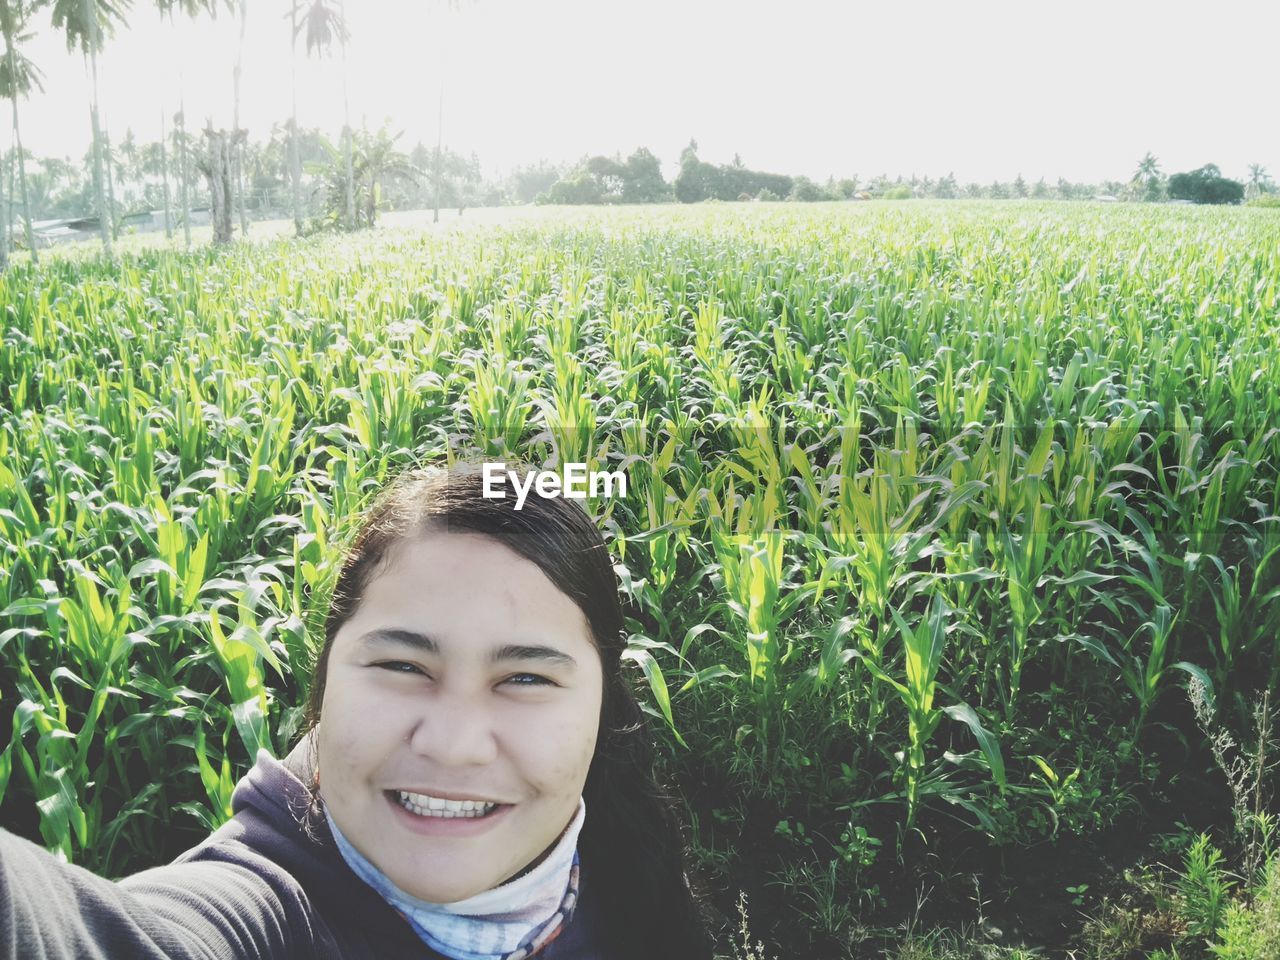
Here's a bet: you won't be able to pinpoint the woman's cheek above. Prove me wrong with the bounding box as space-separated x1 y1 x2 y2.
543 715 598 793
319 680 381 782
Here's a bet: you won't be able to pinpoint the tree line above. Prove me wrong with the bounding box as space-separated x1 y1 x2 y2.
1 0 1274 261
2 122 485 234
0 0 479 265
532 143 1273 207
8 133 1275 257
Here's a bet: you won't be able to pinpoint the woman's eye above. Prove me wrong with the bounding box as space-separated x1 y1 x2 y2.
505 673 554 687
377 661 424 675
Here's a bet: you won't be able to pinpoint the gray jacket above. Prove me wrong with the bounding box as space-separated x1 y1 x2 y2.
0 738 602 959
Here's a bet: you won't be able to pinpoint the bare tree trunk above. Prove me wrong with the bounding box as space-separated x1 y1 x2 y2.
0 145 8 270
160 108 173 239
203 126 234 244
340 43 354 231
176 103 191 247
88 104 110 251
4 36 35 263
432 82 442 224
343 126 354 230
6 146 15 252
103 127 119 240
10 92 37 265
232 140 247 234
81 0 111 255
288 1 303 236
86 94 111 254
289 117 303 234
233 0 249 236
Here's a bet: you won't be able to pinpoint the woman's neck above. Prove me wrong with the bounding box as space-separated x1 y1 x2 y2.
324 798 587 960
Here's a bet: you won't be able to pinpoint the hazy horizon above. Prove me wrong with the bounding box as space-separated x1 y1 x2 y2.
16 0 1279 186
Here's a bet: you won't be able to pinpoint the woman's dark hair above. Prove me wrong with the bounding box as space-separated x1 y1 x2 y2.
299 462 713 959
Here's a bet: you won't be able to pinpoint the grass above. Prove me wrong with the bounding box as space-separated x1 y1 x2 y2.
1 200 1278 953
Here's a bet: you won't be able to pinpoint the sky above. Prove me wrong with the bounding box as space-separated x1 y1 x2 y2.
16 0 1280 186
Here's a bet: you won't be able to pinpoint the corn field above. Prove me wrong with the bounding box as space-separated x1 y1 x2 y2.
2 202 1278 946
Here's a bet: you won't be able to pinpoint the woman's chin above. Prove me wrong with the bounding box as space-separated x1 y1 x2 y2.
393 874 493 904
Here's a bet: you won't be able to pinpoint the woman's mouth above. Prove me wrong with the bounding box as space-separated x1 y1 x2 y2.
390 789 502 819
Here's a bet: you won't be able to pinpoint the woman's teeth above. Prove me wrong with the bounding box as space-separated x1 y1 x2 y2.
396 790 498 818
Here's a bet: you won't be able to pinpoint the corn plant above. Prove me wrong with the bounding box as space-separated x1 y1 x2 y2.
0 200 1277 888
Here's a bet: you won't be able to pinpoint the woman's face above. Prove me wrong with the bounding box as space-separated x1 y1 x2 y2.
316 531 604 903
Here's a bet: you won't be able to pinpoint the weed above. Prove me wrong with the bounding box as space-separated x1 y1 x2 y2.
1189 680 1280 884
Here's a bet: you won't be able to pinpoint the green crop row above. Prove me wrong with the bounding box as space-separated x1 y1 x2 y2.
1 203 1277 893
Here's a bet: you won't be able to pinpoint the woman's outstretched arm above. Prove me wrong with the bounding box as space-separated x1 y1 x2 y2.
0 827 316 960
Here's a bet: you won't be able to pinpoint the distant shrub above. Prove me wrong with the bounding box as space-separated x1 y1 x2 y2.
1167 164 1245 204
1247 195 1280 209
788 177 828 202
546 174 604 205
883 185 912 200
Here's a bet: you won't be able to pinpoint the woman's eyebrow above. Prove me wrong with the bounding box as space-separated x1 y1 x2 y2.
358 629 577 668
489 644 578 669
359 628 440 653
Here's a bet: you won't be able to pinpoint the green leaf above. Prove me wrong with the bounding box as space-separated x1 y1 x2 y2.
1169 661 1215 713
621 647 687 748
943 702 1006 792
678 622 722 662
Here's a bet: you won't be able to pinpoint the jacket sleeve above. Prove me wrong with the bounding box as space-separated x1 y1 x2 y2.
0 826 318 960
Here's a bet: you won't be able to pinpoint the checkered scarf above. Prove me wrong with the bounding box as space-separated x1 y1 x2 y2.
325 798 584 960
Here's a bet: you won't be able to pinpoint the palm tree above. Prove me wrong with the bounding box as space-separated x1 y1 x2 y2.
313 125 418 229
231 0 248 234
173 105 192 244
1133 152 1160 184
428 1 468 224
337 2 353 231
1130 152 1162 202
155 0 227 246
0 0 46 266
139 115 174 236
50 0 131 256
117 126 139 207
290 0 350 229
24 164 52 214
431 76 442 223
102 126 119 236
154 108 172 236
355 126 418 227
286 0 302 234
1246 163 1272 199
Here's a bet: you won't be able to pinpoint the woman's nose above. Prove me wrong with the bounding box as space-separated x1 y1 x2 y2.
405 689 500 767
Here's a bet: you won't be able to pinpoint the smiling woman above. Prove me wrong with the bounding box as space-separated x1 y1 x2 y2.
316 531 605 914
0 463 713 960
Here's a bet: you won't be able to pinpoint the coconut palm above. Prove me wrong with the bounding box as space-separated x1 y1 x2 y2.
102 127 120 235
311 126 418 230
116 126 140 207
290 0 351 230
156 0 228 246
425 1 470 224
0 0 46 266
231 0 248 233
1130 152 1163 202
1133 152 1160 184
286 0 302 234
1246 163 1273 199
141 118 172 236
354 126 419 227
172 105 194 244
50 0 132 255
